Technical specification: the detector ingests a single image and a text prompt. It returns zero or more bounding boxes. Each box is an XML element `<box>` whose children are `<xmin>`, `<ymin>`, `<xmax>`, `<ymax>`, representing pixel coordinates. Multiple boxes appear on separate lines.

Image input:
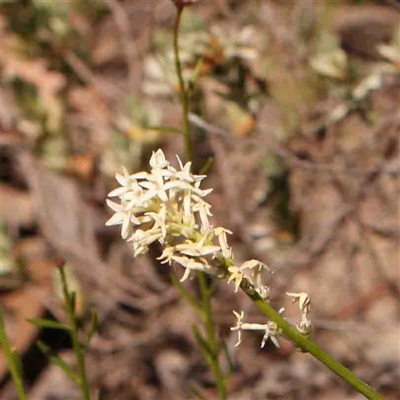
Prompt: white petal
<box><xmin>163</xmin><ymin>180</ymin><xmax>188</xmax><ymax>191</ymax></box>
<box><xmin>270</xmin><ymin>336</ymin><xmax>280</xmax><ymax>348</ymax></box>
<box><xmin>121</xmin><ymin>216</ymin><xmax>130</xmax><ymax>239</ymax></box>
<box><xmin>106</xmin><ymin>199</ymin><xmax>122</xmax><ymax>212</ymax></box>
<box><xmin>115</xmin><ymin>172</ymin><xmax>127</xmax><ymax>186</ymax></box>
<box><xmin>157</xmin><ymin>190</ymin><xmax>168</xmax><ymax>202</ymax></box>
<box><xmin>180</xmin><ymin>267</ymin><xmax>191</xmax><ymax>282</ymax></box>
<box><xmin>130</xmin><ymin>171</ymin><xmax>148</xmax><ymax>179</ymax></box>
<box><xmin>150</xmin><ymin>149</ymin><xmax>168</xmax><ymax>169</ymax></box>
<box><xmin>105</xmin><ymin>212</ymin><xmax>124</xmax><ymax>226</ymax></box>
<box><xmin>138</xmin><ymin>181</ymin><xmax>154</xmax><ymax>190</ymax></box>
<box><xmin>129</xmin><ymin>213</ymin><xmax>141</xmax><ymax>225</ymax></box>
<box><xmin>197</xmin><ymin>188</ymin><xmax>213</xmax><ymax>197</ymax></box>
<box><xmin>175</xmin><ymin>154</ymin><xmax>184</xmax><ymax>170</ymax></box>
<box><xmin>108</xmin><ymin>186</ymin><xmax>129</xmax><ymax>197</ymax></box>
<box><xmin>234</xmin><ymin>330</ymin><xmax>242</xmax><ymax>347</ymax></box>
<box><xmin>122</xmin><ymin>166</ymin><xmax>130</xmax><ymax>178</ymax></box>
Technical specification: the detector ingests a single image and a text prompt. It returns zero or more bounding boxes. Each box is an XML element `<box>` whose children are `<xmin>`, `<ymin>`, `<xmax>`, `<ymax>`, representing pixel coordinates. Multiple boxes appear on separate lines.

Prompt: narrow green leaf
<box><xmin>147</xmin><ymin>125</ymin><xmax>183</xmax><ymax>135</ymax></box>
<box><xmin>189</xmin><ymin>383</ymin><xmax>207</xmax><ymax>400</ymax></box>
<box><xmin>69</xmin><ymin>291</ymin><xmax>76</xmax><ymax>314</ymax></box>
<box><xmin>11</xmin><ymin>348</ymin><xmax>23</xmax><ymax>377</ymax></box>
<box><xmin>36</xmin><ymin>340</ymin><xmax>79</xmax><ymax>384</ymax></box>
<box><xmin>188</xmin><ymin>58</ymin><xmax>204</xmax><ymax>89</ymax></box>
<box><xmin>0</xmin><ymin>307</ymin><xmax>4</xmax><ymax>328</ymax></box>
<box><xmin>206</xmin><ymin>278</ymin><xmax>217</xmax><ymax>297</ymax></box>
<box><xmin>221</xmin><ymin>340</ymin><xmax>235</xmax><ymax>374</ymax></box>
<box><xmin>27</xmin><ymin>318</ymin><xmax>71</xmax><ymax>331</ymax></box>
<box><xmin>199</xmin><ymin>157</ymin><xmax>213</xmax><ymax>175</ymax></box>
<box><xmin>86</xmin><ymin>309</ymin><xmax>98</xmax><ymax>347</ymax></box>
<box><xmin>192</xmin><ymin>325</ymin><xmax>214</xmax><ymax>359</ymax></box>
<box><xmin>0</xmin><ymin>307</ymin><xmax>27</xmax><ymax>399</ymax></box>
<box><xmin>95</xmin><ymin>388</ymin><xmax>104</xmax><ymax>400</ymax></box>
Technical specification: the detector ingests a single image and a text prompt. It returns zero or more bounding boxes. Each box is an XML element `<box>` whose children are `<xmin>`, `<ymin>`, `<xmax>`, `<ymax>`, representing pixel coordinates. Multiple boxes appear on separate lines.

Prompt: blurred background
<box><xmin>0</xmin><ymin>0</ymin><xmax>399</xmax><ymax>399</ymax></box>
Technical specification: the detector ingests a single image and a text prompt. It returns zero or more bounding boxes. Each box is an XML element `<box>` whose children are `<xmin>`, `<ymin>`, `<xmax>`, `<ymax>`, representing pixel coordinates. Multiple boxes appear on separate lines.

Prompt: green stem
<box><xmin>243</xmin><ymin>287</ymin><xmax>383</xmax><ymax>400</ymax></box>
<box><xmin>59</xmin><ymin>266</ymin><xmax>91</xmax><ymax>400</ymax></box>
<box><xmin>173</xmin><ymin>5</ymin><xmax>193</xmax><ymax>162</ymax></box>
<box><xmin>198</xmin><ymin>273</ymin><xmax>227</xmax><ymax>400</ymax></box>
<box><xmin>172</xmin><ymin>6</ymin><xmax>226</xmax><ymax>396</ymax></box>
<box><xmin>0</xmin><ymin>308</ymin><xmax>27</xmax><ymax>400</ymax></box>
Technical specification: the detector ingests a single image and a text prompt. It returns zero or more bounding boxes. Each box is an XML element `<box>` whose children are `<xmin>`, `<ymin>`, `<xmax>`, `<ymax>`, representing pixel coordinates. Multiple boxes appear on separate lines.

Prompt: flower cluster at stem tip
<box><xmin>106</xmin><ymin>149</ymin><xmax>312</xmax><ymax>347</ymax></box>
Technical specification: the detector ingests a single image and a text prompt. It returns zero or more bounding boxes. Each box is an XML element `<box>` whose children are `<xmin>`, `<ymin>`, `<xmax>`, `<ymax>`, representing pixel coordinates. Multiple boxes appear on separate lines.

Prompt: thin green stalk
<box><xmin>172</xmin><ymin>6</ymin><xmax>226</xmax><ymax>397</ymax></box>
<box><xmin>243</xmin><ymin>287</ymin><xmax>383</xmax><ymax>400</ymax></box>
<box><xmin>59</xmin><ymin>266</ymin><xmax>91</xmax><ymax>400</ymax></box>
<box><xmin>173</xmin><ymin>5</ymin><xmax>193</xmax><ymax>162</ymax></box>
<box><xmin>0</xmin><ymin>308</ymin><xmax>27</xmax><ymax>400</ymax></box>
<box><xmin>198</xmin><ymin>273</ymin><xmax>227</xmax><ymax>400</ymax></box>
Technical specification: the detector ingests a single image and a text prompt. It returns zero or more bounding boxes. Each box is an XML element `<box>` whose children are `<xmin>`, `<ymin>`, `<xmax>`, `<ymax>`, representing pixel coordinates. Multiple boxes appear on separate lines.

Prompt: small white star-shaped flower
<box><xmin>260</xmin><ymin>321</ymin><xmax>281</xmax><ymax>349</ymax></box>
<box><xmin>227</xmin><ymin>266</ymin><xmax>244</xmax><ymax>292</ymax></box>
<box><xmin>230</xmin><ymin>310</ymin><xmax>245</xmax><ymax>346</ymax></box>
<box><xmin>171</xmin><ymin>255</ymin><xmax>209</xmax><ymax>282</ymax></box>
<box><xmin>128</xmin><ymin>228</ymin><xmax>163</xmax><ymax>256</ymax></box>
<box><xmin>286</xmin><ymin>292</ymin><xmax>311</xmax><ymax>315</ymax></box>
<box><xmin>149</xmin><ymin>149</ymin><xmax>169</xmax><ymax>169</ymax></box>
<box><xmin>214</xmin><ymin>227</ymin><xmax>233</xmax><ymax>259</ymax></box>
<box><xmin>175</xmin><ymin>235</ymin><xmax>220</xmax><ymax>258</ymax></box>
<box><xmin>105</xmin><ymin>199</ymin><xmax>139</xmax><ymax>239</ymax></box>
<box><xmin>231</xmin><ymin>310</ymin><xmax>283</xmax><ymax>349</ymax></box>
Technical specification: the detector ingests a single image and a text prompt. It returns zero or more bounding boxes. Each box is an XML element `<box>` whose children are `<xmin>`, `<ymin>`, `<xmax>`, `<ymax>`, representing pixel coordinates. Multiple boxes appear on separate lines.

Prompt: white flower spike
<box><xmin>106</xmin><ymin>149</ymin><xmax>311</xmax><ymax>352</ymax></box>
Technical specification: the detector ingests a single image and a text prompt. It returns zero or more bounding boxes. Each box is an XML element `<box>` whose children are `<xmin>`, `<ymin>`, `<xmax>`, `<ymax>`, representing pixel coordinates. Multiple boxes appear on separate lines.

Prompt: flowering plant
<box><xmin>106</xmin><ymin>149</ymin><xmax>311</xmax><ymax>348</ymax></box>
<box><xmin>104</xmin><ymin>147</ymin><xmax>382</xmax><ymax>400</ymax></box>
<box><xmin>102</xmin><ymin>3</ymin><xmax>384</xmax><ymax>398</ymax></box>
